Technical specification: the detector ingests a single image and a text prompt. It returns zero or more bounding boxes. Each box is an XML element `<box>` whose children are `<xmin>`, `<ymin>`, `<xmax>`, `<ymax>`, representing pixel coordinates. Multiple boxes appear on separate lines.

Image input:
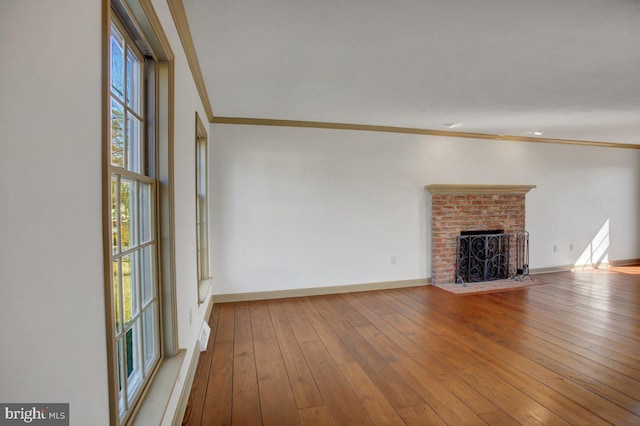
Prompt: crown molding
<box><xmin>212</xmin><ymin>117</ymin><xmax>640</xmax><ymax>150</ymax></box>
<box><xmin>424</xmin><ymin>184</ymin><xmax>537</xmax><ymax>195</ymax></box>
<box><xmin>166</xmin><ymin>1</ymin><xmax>639</xmax><ymax>151</ymax></box>
<box><xmin>166</xmin><ymin>0</ymin><xmax>214</xmax><ymax>121</ymax></box>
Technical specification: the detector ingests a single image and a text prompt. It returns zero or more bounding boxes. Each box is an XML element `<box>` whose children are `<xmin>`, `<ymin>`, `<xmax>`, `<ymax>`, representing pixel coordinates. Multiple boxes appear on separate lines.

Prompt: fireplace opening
<box><xmin>455</xmin><ymin>230</ymin><xmax>510</xmax><ymax>285</ymax></box>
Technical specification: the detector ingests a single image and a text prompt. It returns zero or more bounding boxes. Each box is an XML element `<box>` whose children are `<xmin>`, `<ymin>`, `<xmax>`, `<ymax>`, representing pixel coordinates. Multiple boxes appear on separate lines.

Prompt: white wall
<box><xmin>0</xmin><ymin>0</ymin><xmax>109</xmax><ymax>424</ymax></box>
<box><xmin>148</xmin><ymin>0</ymin><xmax>211</xmax><ymax>352</ymax></box>
<box><xmin>149</xmin><ymin>0</ymin><xmax>213</xmax><ymax>423</ymax></box>
<box><xmin>0</xmin><ymin>1</ymin><xmax>211</xmax><ymax>424</ymax></box>
<box><xmin>210</xmin><ymin>124</ymin><xmax>640</xmax><ymax>294</ymax></box>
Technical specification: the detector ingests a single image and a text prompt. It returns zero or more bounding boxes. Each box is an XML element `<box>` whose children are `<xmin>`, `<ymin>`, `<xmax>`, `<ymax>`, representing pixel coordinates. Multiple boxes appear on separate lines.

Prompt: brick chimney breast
<box><xmin>425</xmin><ymin>185</ymin><xmax>536</xmax><ymax>285</ymax></box>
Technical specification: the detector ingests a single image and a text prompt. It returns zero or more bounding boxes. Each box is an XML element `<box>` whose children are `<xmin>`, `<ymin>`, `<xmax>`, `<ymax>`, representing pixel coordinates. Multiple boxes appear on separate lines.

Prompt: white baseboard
<box><xmin>530</xmin><ymin>264</ymin><xmax>575</xmax><ymax>274</ymax></box>
<box><xmin>171</xmin><ymin>295</ymin><xmax>216</xmax><ymax>426</ymax></box>
<box><xmin>609</xmin><ymin>258</ymin><xmax>640</xmax><ymax>267</ymax></box>
<box><xmin>212</xmin><ymin>278</ymin><xmax>430</xmax><ymax>303</ymax></box>
<box><xmin>531</xmin><ymin>258</ymin><xmax>640</xmax><ymax>275</ymax></box>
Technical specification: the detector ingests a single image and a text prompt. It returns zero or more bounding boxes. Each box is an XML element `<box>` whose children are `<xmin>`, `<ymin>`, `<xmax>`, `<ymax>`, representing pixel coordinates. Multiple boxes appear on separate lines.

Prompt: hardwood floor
<box><xmin>182</xmin><ymin>267</ymin><xmax>640</xmax><ymax>425</ymax></box>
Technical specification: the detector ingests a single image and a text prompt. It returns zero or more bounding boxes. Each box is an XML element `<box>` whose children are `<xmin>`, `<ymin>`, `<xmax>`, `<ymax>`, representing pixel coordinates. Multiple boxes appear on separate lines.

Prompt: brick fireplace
<box><xmin>425</xmin><ymin>184</ymin><xmax>536</xmax><ymax>285</ymax></box>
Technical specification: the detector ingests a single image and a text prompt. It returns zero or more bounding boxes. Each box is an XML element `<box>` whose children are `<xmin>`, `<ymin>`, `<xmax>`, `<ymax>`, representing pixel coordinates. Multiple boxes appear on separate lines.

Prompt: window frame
<box><xmin>109</xmin><ymin>12</ymin><xmax>161</xmax><ymax>424</ymax></box>
<box><xmin>195</xmin><ymin>112</ymin><xmax>212</xmax><ymax>303</ymax></box>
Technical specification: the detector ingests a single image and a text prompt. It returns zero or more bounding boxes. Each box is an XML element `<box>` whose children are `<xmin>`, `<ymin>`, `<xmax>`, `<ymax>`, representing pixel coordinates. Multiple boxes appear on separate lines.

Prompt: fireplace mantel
<box><xmin>425</xmin><ymin>184</ymin><xmax>536</xmax><ymax>195</ymax></box>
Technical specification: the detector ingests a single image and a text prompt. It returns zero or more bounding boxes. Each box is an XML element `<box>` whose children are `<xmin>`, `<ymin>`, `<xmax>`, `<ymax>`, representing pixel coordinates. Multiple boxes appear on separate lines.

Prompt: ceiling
<box><xmin>182</xmin><ymin>0</ymin><xmax>640</xmax><ymax>145</ymax></box>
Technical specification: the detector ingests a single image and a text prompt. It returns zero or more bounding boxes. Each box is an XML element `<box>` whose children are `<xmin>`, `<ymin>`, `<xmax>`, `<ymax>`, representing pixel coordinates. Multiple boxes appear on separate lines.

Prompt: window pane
<box><xmin>110</xmin><ymin>29</ymin><xmax>125</xmax><ymax>100</ymax></box>
<box><xmin>113</xmin><ymin>259</ymin><xmax>121</xmax><ymax>334</ymax></box>
<box><xmin>120</xmin><ymin>179</ymin><xmax>137</xmax><ymax>251</ymax></box>
<box><xmin>125</xmin><ymin>326</ymin><xmax>138</xmax><ymax>379</ymax></box>
<box><xmin>140</xmin><ymin>183</ymin><xmax>152</xmax><ymax>243</ymax></box>
<box><xmin>122</xmin><ymin>254</ymin><xmax>133</xmax><ymax>324</ymax></box>
<box><xmin>132</xmin><ymin>251</ymin><xmax>140</xmax><ymax>319</ymax></box>
<box><xmin>116</xmin><ymin>337</ymin><xmax>126</xmax><ymax>416</ymax></box>
<box><xmin>111</xmin><ymin>175</ymin><xmax>119</xmax><ymax>254</ymax></box>
<box><xmin>142</xmin><ymin>307</ymin><xmax>158</xmax><ymax>372</ymax></box>
<box><xmin>116</xmin><ymin>338</ymin><xmax>123</xmax><ymax>392</ymax></box>
<box><xmin>140</xmin><ymin>246</ymin><xmax>154</xmax><ymax>305</ymax></box>
<box><xmin>111</xmin><ymin>99</ymin><xmax>125</xmax><ymax>168</ymax></box>
<box><xmin>195</xmin><ymin>135</ymin><xmax>209</xmax><ymax>283</ymax></box>
<box><xmin>197</xmin><ymin>140</ymin><xmax>207</xmax><ymax>195</ymax></box>
<box><xmin>126</xmin><ymin>322</ymin><xmax>142</xmax><ymax>404</ymax></box>
<box><xmin>127</xmin><ymin>113</ymin><xmax>142</xmax><ymax>173</ymax></box>
<box><xmin>126</xmin><ymin>48</ymin><xmax>141</xmax><ymax>113</ymax></box>
<box><xmin>196</xmin><ymin>214</ymin><xmax>201</xmax><ymax>272</ymax></box>
<box><xmin>198</xmin><ymin>195</ymin><xmax>208</xmax><ymax>280</ymax></box>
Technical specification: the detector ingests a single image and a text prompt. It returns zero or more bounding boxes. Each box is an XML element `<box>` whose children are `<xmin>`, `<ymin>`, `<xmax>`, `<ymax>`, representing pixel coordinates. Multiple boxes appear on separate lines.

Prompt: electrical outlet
<box><xmin>390</xmin><ymin>256</ymin><xmax>397</xmax><ymax>264</ymax></box>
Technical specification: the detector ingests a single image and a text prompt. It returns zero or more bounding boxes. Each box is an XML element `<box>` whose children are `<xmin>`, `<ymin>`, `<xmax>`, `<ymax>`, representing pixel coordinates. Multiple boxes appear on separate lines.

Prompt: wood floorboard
<box><xmin>249</xmin><ymin>301</ymin><xmax>301</xmax><ymax>426</ymax></box>
<box><xmin>404</xmin><ymin>284</ymin><xmax>633</xmax><ymax>424</ymax></box>
<box><xmin>317</xmin><ymin>296</ymin><xmax>478</xmax><ymax>424</ymax></box>
<box><xmin>298</xmin><ymin>405</ymin><xmax>335</xmax><ymax>426</ymax></box>
<box><xmin>454</xmin><ymin>296</ymin><xmax>640</xmax><ymax>415</ymax></box>
<box><xmin>485</xmin><ymin>292</ymin><xmax>640</xmax><ymax>369</ymax></box>
<box><xmin>485</xmin><ymin>295</ymin><xmax>640</xmax><ymax>379</ymax></box>
<box><xmin>477</xmin><ymin>289</ymin><xmax>639</xmax><ymax>349</ymax></box>
<box><xmin>343</xmin><ymin>292</ymin><xmax>499</xmax><ymax>416</ymax></box>
<box><xmin>310</xmin><ymin>296</ymin><xmax>425</xmax><ymax>409</ymax></box>
<box><xmin>183</xmin><ymin>267</ymin><xmax>640</xmax><ymax>425</ymax></box>
<box><xmin>379</xmin><ymin>290</ymin><xmax>574</xmax><ymax>425</ymax></box>
<box><xmin>396</xmin><ymin>292</ymin><xmax>636</xmax><ymax>424</ymax></box>
<box><xmin>231</xmin><ymin>302</ymin><xmax>262</xmax><ymax>426</ymax></box>
<box><xmin>266</xmin><ymin>300</ymin><xmax>324</xmax><ymax>409</ymax></box>
<box><xmin>488</xmin><ymin>298</ymin><xmax>640</xmax><ymax>372</ymax></box>
<box><xmin>458</xmin><ymin>290</ymin><xmax>640</xmax><ymax>385</ymax></box>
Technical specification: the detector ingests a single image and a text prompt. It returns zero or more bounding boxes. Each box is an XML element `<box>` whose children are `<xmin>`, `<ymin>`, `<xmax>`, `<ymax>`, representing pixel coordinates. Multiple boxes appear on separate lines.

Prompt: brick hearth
<box><xmin>425</xmin><ymin>185</ymin><xmax>536</xmax><ymax>285</ymax></box>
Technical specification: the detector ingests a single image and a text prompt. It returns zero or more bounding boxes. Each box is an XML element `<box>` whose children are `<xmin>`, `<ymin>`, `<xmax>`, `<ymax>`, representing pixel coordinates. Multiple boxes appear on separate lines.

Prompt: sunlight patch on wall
<box><xmin>574</xmin><ymin>219</ymin><xmax>610</xmax><ymax>269</ymax></box>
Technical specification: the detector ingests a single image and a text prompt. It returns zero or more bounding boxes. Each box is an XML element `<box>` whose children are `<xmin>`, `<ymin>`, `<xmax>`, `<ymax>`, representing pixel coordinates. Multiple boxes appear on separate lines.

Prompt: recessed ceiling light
<box><xmin>533</xmin><ymin>131</ymin><xmax>543</xmax><ymax>136</ymax></box>
<box><xmin>444</xmin><ymin>122</ymin><xmax>456</xmax><ymax>129</ymax></box>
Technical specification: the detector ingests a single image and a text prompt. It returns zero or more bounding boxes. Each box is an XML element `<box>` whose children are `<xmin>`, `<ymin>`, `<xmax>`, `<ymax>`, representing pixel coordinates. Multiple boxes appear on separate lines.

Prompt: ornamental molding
<box><xmin>425</xmin><ymin>184</ymin><xmax>536</xmax><ymax>195</ymax></box>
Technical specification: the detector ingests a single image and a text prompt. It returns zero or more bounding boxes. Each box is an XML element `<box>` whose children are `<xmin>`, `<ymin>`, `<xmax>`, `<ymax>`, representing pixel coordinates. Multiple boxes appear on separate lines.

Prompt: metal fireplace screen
<box><xmin>455</xmin><ymin>231</ymin><xmax>510</xmax><ymax>284</ymax></box>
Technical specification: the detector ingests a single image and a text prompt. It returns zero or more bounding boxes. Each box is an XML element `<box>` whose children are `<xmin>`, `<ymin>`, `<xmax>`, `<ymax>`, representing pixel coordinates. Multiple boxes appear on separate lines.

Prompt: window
<box><xmin>104</xmin><ymin>2</ymin><xmax>177</xmax><ymax>424</ymax></box>
<box><xmin>108</xmin><ymin>13</ymin><xmax>160</xmax><ymax>425</ymax></box>
<box><xmin>195</xmin><ymin>113</ymin><xmax>211</xmax><ymax>302</ymax></box>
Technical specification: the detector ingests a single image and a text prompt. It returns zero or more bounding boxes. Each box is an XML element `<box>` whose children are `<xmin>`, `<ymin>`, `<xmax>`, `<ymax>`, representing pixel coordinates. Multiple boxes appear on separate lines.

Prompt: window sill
<box><xmin>130</xmin><ymin>350</ymin><xmax>185</xmax><ymax>426</ymax></box>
